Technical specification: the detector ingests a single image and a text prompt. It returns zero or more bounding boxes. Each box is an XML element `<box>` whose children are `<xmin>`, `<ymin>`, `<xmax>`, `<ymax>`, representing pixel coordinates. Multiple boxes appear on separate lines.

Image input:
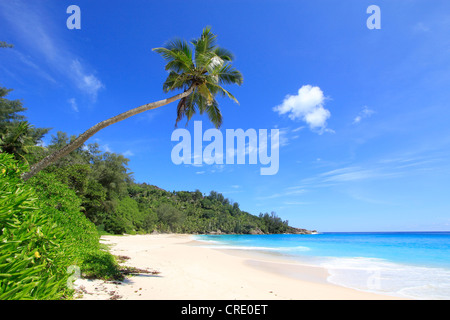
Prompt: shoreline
<box><xmin>74</xmin><ymin>234</ymin><xmax>404</xmax><ymax>300</ymax></box>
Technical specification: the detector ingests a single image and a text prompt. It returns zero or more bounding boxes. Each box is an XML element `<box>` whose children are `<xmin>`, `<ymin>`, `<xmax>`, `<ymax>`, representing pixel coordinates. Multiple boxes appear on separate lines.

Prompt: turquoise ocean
<box><xmin>194</xmin><ymin>232</ymin><xmax>450</xmax><ymax>300</ymax></box>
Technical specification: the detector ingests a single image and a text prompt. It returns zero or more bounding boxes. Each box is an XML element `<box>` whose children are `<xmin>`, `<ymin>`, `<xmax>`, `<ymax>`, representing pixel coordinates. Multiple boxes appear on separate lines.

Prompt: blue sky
<box><xmin>1</xmin><ymin>0</ymin><xmax>450</xmax><ymax>231</ymax></box>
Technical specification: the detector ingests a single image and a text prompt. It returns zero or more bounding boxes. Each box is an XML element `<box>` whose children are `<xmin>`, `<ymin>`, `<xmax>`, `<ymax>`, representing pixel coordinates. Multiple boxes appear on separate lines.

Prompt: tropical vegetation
<box><xmin>22</xmin><ymin>26</ymin><xmax>243</xmax><ymax>181</ymax></box>
<box><xmin>0</xmin><ymin>28</ymin><xmax>310</xmax><ymax>300</ymax></box>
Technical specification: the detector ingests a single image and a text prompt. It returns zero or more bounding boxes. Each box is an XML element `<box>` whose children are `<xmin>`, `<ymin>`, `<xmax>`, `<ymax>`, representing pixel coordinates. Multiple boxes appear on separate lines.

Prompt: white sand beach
<box><xmin>74</xmin><ymin>234</ymin><xmax>402</xmax><ymax>300</ymax></box>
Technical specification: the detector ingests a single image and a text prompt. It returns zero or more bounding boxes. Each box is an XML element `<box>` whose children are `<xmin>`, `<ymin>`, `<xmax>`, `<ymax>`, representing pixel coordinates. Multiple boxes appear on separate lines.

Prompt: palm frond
<box><xmin>214</xmin><ymin>47</ymin><xmax>235</xmax><ymax>61</ymax></box>
<box><xmin>194</xmin><ymin>50</ymin><xmax>218</xmax><ymax>72</ymax></box>
<box><xmin>196</xmin><ymin>83</ymin><xmax>214</xmax><ymax>105</ymax></box>
<box><xmin>206</xmin><ymin>82</ymin><xmax>240</xmax><ymax>105</ymax></box>
<box><xmin>175</xmin><ymin>97</ymin><xmax>187</xmax><ymax>127</ymax></box>
<box><xmin>162</xmin><ymin>71</ymin><xmax>191</xmax><ymax>93</ymax></box>
<box><xmin>214</xmin><ymin>64</ymin><xmax>243</xmax><ymax>86</ymax></box>
<box><xmin>152</xmin><ymin>46</ymin><xmax>193</xmax><ymax>74</ymax></box>
<box><xmin>205</xmin><ymin>99</ymin><xmax>223</xmax><ymax>128</ymax></box>
<box><xmin>165</xmin><ymin>38</ymin><xmax>193</xmax><ymax>60</ymax></box>
<box><xmin>175</xmin><ymin>90</ymin><xmax>199</xmax><ymax>127</ymax></box>
<box><xmin>192</xmin><ymin>26</ymin><xmax>217</xmax><ymax>60</ymax></box>
<box><xmin>153</xmin><ymin>26</ymin><xmax>243</xmax><ymax>129</ymax></box>
<box><xmin>184</xmin><ymin>92</ymin><xmax>199</xmax><ymax>126</ymax></box>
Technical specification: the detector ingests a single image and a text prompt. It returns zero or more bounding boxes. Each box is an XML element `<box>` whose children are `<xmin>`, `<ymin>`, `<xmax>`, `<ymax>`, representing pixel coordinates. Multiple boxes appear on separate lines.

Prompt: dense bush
<box><xmin>0</xmin><ymin>153</ymin><xmax>121</xmax><ymax>299</ymax></box>
<box><xmin>0</xmin><ymin>153</ymin><xmax>69</xmax><ymax>299</ymax></box>
<box><xmin>28</xmin><ymin>131</ymin><xmax>295</xmax><ymax>236</ymax></box>
<box><xmin>0</xmin><ymin>80</ymin><xmax>303</xmax><ymax>300</ymax></box>
<box><xmin>156</xmin><ymin>203</ymin><xmax>185</xmax><ymax>232</ymax></box>
<box><xmin>80</xmin><ymin>250</ymin><xmax>123</xmax><ymax>281</ymax></box>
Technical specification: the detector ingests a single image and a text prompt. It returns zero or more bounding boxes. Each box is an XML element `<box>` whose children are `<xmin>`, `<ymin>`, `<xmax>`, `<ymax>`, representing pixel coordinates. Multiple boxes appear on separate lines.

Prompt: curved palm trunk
<box><xmin>22</xmin><ymin>87</ymin><xmax>195</xmax><ymax>181</ymax></box>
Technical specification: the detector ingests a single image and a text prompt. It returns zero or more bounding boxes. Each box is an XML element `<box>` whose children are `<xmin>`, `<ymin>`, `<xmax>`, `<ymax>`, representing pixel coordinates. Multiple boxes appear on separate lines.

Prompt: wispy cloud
<box><xmin>413</xmin><ymin>22</ymin><xmax>431</xmax><ymax>33</ymax></box>
<box><xmin>68</xmin><ymin>98</ymin><xmax>78</xmax><ymax>112</ymax></box>
<box><xmin>353</xmin><ymin>106</ymin><xmax>375</xmax><ymax>124</ymax></box>
<box><xmin>136</xmin><ymin>109</ymin><xmax>161</xmax><ymax>123</ymax></box>
<box><xmin>295</xmin><ymin>153</ymin><xmax>448</xmax><ymax>192</ymax></box>
<box><xmin>14</xmin><ymin>50</ymin><xmax>57</xmax><ymax>83</ymax></box>
<box><xmin>101</xmin><ymin>144</ymin><xmax>113</xmax><ymax>153</ymax></box>
<box><xmin>344</xmin><ymin>188</ymin><xmax>394</xmax><ymax>205</ymax></box>
<box><xmin>257</xmin><ymin>187</ymin><xmax>306</xmax><ymax>200</ymax></box>
<box><xmin>292</xmin><ymin>126</ymin><xmax>305</xmax><ymax>133</ymax></box>
<box><xmin>222</xmin><ymin>189</ymin><xmax>243</xmax><ymax>196</ymax></box>
<box><xmin>282</xmin><ymin>201</ymin><xmax>310</xmax><ymax>206</ymax></box>
<box><xmin>273</xmin><ymin>85</ymin><xmax>332</xmax><ymax>134</ymax></box>
<box><xmin>70</xmin><ymin>60</ymin><xmax>104</xmax><ymax>102</ymax></box>
<box><xmin>378</xmin><ymin>155</ymin><xmax>446</xmax><ymax>171</ymax></box>
<box><xmin>319</xmin><ymin>166</ymin><xmax>392</xmax><ymax>182</ymax></box>
<box><xmin>0</xmin><ymin>1</ymin><xmax>104</xmax><ymax>102</ymax></box>
<box><xmin>193</xmin><ymin>164</ymin><xmax>228</xmax><ymax>175</ymax></box>
<box><xmin>122</xmin><ymin>150</ymin><xmax>134</xmax><ymax>157</ymax></box>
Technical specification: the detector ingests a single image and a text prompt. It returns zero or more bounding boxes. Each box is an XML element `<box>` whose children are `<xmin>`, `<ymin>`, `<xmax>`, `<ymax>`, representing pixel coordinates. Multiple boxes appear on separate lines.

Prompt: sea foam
<box><xmin>320</xmin><ymin>257</ymin><xmax>450</xmax><ymax>300</ymax></box>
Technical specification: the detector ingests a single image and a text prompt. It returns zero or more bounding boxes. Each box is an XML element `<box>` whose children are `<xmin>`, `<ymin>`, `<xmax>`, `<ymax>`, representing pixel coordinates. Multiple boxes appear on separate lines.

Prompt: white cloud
<box><xmin>102</xmin><ymin>144</ymin><xmax>112</xmax><ymax>153</ymax></box>
<box><xmin>257</xmin><ymin>187</ymin><xmax>307</xmax><ymax>200</ymax></box>
<box><xmin>70</xmin><ymin>60</ymin><xmax>104</xmax><ymax>102</ymax></box>
<box><xmin>302</xmin><ymin>160</ymin><xmax>422</xmax><ymax>187</ymax></box>
<box><xmin>322</xmin><ymin>168</ymin><xmax>379</xmax><ymax>182</ymax></box>
<box><xmin>353</xmin><ymin>116</ymin><xmax>362</xmax><ymax>124</ymax></box>
<box><xmin>316</xmin><ymin>165</ymin><xmax>404</xmax><ymax>183</ymax></box>
<box><xmin>353</xmin><ymin>106</ymin><xmax>375</xmax><ymax>124</ymax></box>
<box><xmin>292</xmin><ymin>126</ymin><xmax>305</xmax><ymax>132</ymax></box>
<box><xmin>12</xmin><ymin>50</ymin><xmax>57</xmax><ymax>83</ymax></box>
<box><xmin>273</xmin><ymin>85</ymin><xmax>331</xmax><ymax>133</ymax></box>
<box><xmin>68</xmin><ymin>98</ymin><xmax>78</xmax><ymax>112</ymax></box>
<box><xmin>278</xmin><ymin>128</ymin><xmax>290</xmax><ymax>147</ymax></box>
<box><xmin>122</xmin><ymin>150</ymin><xmax>134</xmax><ymax>157</ymax></box>
<box><xmin>413</xmin><ymin>22</ymin><xmax>430</xmax><ymax>33</ymax></box>
<box><xmin>0</xmin><ymin>1</ymin><xmax>104</xmax><ymax>102</ymax></box>
<box><xmin>282</xmin><ymin>201</ymin><xmax>310</xmax><ymax>206</ymax></box>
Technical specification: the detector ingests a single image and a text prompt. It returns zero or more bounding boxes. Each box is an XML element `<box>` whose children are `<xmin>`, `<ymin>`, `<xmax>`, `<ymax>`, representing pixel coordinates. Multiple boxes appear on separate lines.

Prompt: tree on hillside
<box><xmin>0</xmin><ymin>41</ymin><xmax>13</xmax><ymax>48</ymax></box>
<box><xmin>21</xmin><ymin>26</ymin><xmax>243</xmax><ymax>181</ymax></box>
<box><xmin>156</xmin><ymin>203</ymin><xmax>185</xmax><ymax>232</ymax></box>
<box><xmin>0</xmin><ymin>87</ymin><xmax>49</xmax><ymax>163</ymax></box>
<box><xmin>0</xmin><ymin>43</ymin><xmax>49</xmax><ymax>163</ymax></box>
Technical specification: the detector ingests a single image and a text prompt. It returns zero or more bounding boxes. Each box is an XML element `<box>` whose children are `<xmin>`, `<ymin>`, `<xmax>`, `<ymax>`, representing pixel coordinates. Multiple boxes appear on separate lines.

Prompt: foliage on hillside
<box><xmin>1</xmin><ymin>85</ymin><xmax>308</xmax><ymax>238</ymax></box>
<box><xmin>28</xmin><ymin>130</ymin><xmax>302</xmax><ymax>235</ymax></box>
<box><xmin>0</xmin><ymin>84</ymin><xmax>311</xmax><ymax>299</ymax></box>
<box><xmin>30</xmin><ymin>133</ymin><xmax>303</xmax><ymax>235</ymax></box>
<box><xmin>0</xmin><ymin>153</ymin><xmax>122</xmax><ymax>300</ymax></box>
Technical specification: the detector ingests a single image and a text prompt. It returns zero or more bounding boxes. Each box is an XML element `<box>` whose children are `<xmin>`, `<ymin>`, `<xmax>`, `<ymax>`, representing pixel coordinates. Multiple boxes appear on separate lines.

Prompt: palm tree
<box><xmin>0</xmin><ymin>122</ymin><xmax>45</xmax><ymax>164</ymax></box>
<box><xmin>21</xmin><ymin>26</ymin><xmax>243</xmax><ymax>181</ymax></box>
<box><xmin>0</xmin><ymin>85</ymin><xmax>50</xmax><ymax>165</ymax></box>
<box><xmin>154</xmin><ymin>26</ymin><xmax>243</xmax><ymax>128</ymax></box>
